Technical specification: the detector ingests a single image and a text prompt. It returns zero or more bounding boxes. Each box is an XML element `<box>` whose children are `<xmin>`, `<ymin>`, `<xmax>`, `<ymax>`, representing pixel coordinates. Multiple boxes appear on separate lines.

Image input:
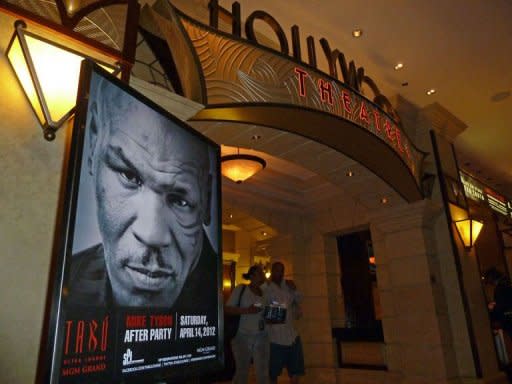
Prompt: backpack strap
<box><xmin>237</xmin><ymin>285</ymin><xmax>247</xmax><ymax>307</ymax></box>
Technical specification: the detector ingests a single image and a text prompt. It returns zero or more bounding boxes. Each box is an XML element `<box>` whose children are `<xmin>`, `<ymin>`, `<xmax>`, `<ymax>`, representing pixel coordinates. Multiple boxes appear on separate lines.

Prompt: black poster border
<box><xmin>36</xmin><ymin>60</ymin><xmax>224</xmax><ymax>384</ymax></box>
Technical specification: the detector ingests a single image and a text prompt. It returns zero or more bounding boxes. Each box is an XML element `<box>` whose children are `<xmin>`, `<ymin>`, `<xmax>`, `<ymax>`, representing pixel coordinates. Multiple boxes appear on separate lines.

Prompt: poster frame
<box><xmin>36</xmin><ymin>60</ymin><xmax>224</xmax><ymax>384</ymax></box>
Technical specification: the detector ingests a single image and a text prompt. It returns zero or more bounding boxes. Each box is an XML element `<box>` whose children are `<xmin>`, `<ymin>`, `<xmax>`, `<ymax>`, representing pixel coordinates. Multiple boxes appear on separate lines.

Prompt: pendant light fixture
<box><xmin>221</xmin><ymin>148</ymin><xmax>266</xmax><ymax>183</ymax></box>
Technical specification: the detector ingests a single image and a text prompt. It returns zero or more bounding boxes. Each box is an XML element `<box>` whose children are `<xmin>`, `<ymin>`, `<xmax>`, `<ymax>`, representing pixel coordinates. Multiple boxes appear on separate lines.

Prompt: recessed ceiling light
<box><xmin>229</xmin><ymin>213</ymin><xmax>233</xmax><ymax>219</ymax></box>
<box><xmin>394</xmin><ymin>63</ymin><xmax>404</xmax><ymax>70</ymax></box>
<box><xmin>346</xmin><ymin>170</ymin><xmax>354</xmax><ymax>177</ymax></box>
<box><xmin>380</xmin><ymin>197</ymin><xmax>388</xmax><ymax>204</ymax></box>
<box><xmin>352</xmin><ymin>28</ymin><xmax>363</xmax><ymax>38</ymax></box>
<box><xmin>426</xmin><ymin>88</ymin><xmax>436</xmax><ymax>96</ymax></box>
<box><xmin>252</xmin><ymin>134</ymin><xmax>261</xmax><ymax>140</ymax></box>
<box><xmin>262</xmin><ymin>231</ymin><xmax>268</xmax><ymax>236</ymax></box>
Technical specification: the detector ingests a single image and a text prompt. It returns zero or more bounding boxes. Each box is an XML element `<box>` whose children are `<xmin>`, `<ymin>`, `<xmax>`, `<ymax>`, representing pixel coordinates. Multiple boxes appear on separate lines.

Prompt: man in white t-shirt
<box><xmin>265</xmin><ymin>262</ymin><xmax>305</xmax><ymax>384</ymax></box>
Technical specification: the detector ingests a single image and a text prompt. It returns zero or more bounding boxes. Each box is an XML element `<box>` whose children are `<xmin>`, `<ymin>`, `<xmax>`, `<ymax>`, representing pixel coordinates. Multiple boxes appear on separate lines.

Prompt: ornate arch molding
<box><xmin>141</xmin><ymin>1</ymin><xmax>427</xmax><ymax>202</ymax></box>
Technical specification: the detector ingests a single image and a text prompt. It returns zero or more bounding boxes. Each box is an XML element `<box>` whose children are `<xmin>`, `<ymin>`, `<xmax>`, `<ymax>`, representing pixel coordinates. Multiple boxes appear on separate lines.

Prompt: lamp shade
<box><xmin>221</xmin><ymin>154</ymin><xmax>266</xmax><ymax>183</ymax></box>
<box><xmin>6</xmin><ymin>20</ymin><xmax>118</xmax><ymax>140</ymax></box>
<box><xmin>455</xmin><ymin>218</ymin><xmax>483</xmax><ymax>249</ymax></box>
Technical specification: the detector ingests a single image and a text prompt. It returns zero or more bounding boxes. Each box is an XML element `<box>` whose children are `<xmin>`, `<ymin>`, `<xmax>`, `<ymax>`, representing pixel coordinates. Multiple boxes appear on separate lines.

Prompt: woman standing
<box><xmin>225</xmin><ymin>265</ymin><xmax>269</xmax><ymax>384</ymax></box>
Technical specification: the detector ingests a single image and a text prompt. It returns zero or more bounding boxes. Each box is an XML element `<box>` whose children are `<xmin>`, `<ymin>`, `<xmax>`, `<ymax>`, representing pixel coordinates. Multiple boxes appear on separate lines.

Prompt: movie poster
<box><xmin>40</xmin><ymin>61</ymin><xmax>222</xmax><ymax>383</ymax></box>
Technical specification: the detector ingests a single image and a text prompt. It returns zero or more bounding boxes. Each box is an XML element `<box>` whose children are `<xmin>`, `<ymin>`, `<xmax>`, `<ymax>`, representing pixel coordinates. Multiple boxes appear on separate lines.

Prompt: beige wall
<box><xmin>0</xmin><ymin>12</ymin><xmax>67</xmax><ymax>383</ymax></box>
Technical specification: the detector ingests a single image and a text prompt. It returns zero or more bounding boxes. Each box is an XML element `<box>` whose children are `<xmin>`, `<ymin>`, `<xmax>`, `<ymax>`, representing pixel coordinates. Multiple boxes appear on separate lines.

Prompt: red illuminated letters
<box><xmin>294</xmin><ymin>67</ymin><xmax>308</xmax><ymax>97</ymax></box>
<box><xmin>395</xmin><ymin>128</ymin><xmax>404</xmax><ymax>153</ymax></box>
<box><xmin>318</xmin><ymin>79</ymin><xmax>333</xmax><ymax>105</ymax></box>
<box><xmin>341</xmin><ymin>91</ymin><xmax>352</xmax><ymax>113</ymax></box>
<box><xmin>208</xmin><ymin>0</ymin><xmax>401</xmax><ymax>125</ymax></box>
<box><xmin>359</xmin><ymin>102</ymin><xmax>369</xmax><ymax>124</ymax></box>
<box><xmin>384</xmin><ymin>120</ymin><xmax>395</xmax><ymax>144</ymax></box>
<box><xmin>373</xmin><ymin>111</ymin><xmax>381</xmax><ymax>132</ymax></box>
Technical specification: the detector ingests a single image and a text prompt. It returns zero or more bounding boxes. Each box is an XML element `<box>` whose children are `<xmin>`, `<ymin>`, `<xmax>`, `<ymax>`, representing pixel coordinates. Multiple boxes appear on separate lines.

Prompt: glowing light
<box><xmin>6</xmin><ymin>20</ymin><xmax>119</xmax><ymax>140</ymax></box>
<box><xmin>352</xmin><ymin>28</ymin><xmax>363</xmax><ymax>38</ymax></box>
<box><xmin>28</xmin><ymin>35</ymin><xmax>83</xmax><ymax>123</ymax></box>
<box><xmin>221</xmin><ymin>154</ymin><xmax>266</xmax><ymax>183</ymax></box>
<box><xmin>455</xmin><ymin>219</ymin><xmax>483</xmax><ymax>249</ymax></box>
<box><xmin>7</xmin><ymin>36</ymin><xmax>45</xmax><ymax>123</ymax></box>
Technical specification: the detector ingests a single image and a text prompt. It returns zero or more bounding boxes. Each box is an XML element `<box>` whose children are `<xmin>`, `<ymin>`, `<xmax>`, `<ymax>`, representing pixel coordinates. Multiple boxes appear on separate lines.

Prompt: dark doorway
<box><xmin>337</xmin><ymin>230</ymin><xmax>382</xmax><ymax>334</ymax></box>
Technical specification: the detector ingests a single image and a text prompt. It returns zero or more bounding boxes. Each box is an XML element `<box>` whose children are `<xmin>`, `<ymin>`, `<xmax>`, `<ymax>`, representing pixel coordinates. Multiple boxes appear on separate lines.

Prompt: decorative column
<box><xmin>291</xmin><ymin>230</ymin><xmax>338</xmax><ymax>384</ymax></box>
<box><xmin>370</xmin><ymin>199</ymin><xmax>475</xmax><ymax>383</ymax></box>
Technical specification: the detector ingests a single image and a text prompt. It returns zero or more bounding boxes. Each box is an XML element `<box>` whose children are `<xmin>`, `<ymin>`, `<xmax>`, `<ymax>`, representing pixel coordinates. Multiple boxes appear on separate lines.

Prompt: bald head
<box><xmin>84</xmin><ymin>75</ymin><xmax>213</xmax><ymax>307</ymax></box>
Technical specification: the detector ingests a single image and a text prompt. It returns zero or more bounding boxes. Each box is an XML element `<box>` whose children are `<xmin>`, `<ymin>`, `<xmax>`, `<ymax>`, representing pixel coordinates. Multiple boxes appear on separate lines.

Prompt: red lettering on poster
<box><xmin>62</xmin><ymin>367</ymin><xmax>81</xmax><ymax>376</ymax></box>
<box><xmin>63</xmin><ymin>317</ymin><xmax>109</xmax><ymax>355</ymax></box>
<box><xmin>126</xmin><ymin>315</ymin><xmax>147</xmax><ymax>328</ymax></box>
<box><xmin>88</xmin><ymin>320</ymin><xmax>98</xmax><ymax>352</ymax></box>
<box><xmin>64</xmin><ymin>321</ymin><xmax>73</xmax><ymax>355</ymax></box>
<box><xmin>76</xmin><ymin>321</ymin><xmax>84</xmax><ymax>354</ymax></box>
<box><xmin>101</xmin><ymin>316</ymin><xmax>108</xmax><ymax>351</ymax></box>
<box><xmin>150</xmin><ymin>314</ymin><xmax>173</xmax><ymax>327</ymax></box>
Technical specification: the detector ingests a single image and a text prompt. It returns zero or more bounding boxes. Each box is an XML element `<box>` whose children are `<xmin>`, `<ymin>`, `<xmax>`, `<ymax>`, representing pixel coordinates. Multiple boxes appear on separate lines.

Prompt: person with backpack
<box><xmin>225</xmin><ymin>265</ymin><xmax>268</xmax><ymax>384</ymax></box>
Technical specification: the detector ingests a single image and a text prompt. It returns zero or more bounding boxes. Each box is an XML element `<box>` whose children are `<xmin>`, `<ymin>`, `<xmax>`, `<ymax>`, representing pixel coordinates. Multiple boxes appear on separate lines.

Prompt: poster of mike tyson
<box><xmin>37</xmin><ymin>61</ymin><xmax>223</xmax><ymax>383</ymax></box>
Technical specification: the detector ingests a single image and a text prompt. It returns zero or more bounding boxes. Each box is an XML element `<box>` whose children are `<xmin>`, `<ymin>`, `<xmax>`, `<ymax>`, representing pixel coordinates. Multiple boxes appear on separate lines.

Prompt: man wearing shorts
<box><xmin>265</xmin><ymin>262</ymin><xmax>305</xmax><ymax>383</ymax></box>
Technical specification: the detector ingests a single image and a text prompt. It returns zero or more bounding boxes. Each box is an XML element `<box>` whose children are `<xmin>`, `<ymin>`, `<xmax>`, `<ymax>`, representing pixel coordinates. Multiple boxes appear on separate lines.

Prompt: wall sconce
<box><xmin>6</xmin><ymin>20</ymin><xmax>119</xmax><ymax>141</ymax></box>
<box><xmin>455</xmin><ymin>218</ymin><xmax>483</xmax><ymax>249</ymax></box>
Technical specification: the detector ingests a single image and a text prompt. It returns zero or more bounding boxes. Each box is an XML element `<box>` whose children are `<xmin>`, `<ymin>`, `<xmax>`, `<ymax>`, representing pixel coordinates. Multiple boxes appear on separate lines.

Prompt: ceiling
<box><xmin>190</xmin><ymin>121</ymin><xmax>400</xmax><ymax>235</ymax></box>
<box><xmin>167</xmin><ymin>0</ymin><xmax>512</xmax><ymax>196</ymax></box>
